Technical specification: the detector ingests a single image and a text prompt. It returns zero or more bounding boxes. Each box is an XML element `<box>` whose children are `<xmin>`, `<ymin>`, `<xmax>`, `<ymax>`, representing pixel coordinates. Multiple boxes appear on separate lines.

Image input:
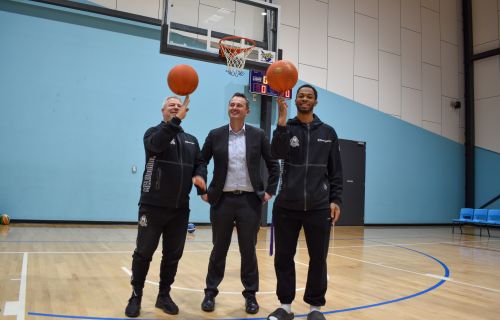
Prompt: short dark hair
<box><xmin>296</xmin><ymin>84</ymin><xmax>318</xmax><ymax>100</ymax></box>
<box><xmin>230</xmin><ymin>92</ymin><xmax>249</xmax><ymax>108</ymax></box>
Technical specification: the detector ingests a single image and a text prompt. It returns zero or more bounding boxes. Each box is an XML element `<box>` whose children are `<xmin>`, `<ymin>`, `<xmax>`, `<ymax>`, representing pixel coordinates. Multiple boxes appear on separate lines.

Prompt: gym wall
<box><xmin>0</xmin><ymin>0</ymin><xmax>473</xmax><ymax>223</ymax></box>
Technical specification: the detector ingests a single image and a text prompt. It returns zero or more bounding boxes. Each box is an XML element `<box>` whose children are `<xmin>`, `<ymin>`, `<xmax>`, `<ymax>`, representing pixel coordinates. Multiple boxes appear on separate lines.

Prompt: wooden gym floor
<box><xmin>0</xmin><ymin>224</ymin><xmax>499</xmax><ymax>319</ymax></box>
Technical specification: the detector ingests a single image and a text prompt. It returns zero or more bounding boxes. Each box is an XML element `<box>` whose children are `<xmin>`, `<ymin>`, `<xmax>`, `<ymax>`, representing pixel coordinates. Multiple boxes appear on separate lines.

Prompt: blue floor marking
<box><xmin>27</xmin><ymin>242</ymin><xmax>450</xmax><ymax>319</ymax></box>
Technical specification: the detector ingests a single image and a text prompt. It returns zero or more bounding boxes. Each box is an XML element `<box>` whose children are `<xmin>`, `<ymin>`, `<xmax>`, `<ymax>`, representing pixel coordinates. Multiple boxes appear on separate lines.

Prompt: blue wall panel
<box><xmin>308</xmin><ymin>91</ymin><xmax>464</xmax><ymax>223</ymax></box>
<box><xmin>0</xmin><ymin>0</ymin><xmax>242</xmax><ymax>222</ymax></box>
<box><xmin>1</xmin><ymin>0</ymin><xmax>466</xmax><ymax>223</ymax></box>
<box><xmin>475</xmin><ymin>147</ymin><xmax>500</xmax><ymax>208</ymax></box>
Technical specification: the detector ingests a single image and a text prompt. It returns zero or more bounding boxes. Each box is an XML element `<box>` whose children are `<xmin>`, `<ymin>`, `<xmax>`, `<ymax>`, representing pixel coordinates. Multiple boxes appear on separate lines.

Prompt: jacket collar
<box><xmin>228</xmin><ymin>123</ymin><xmax>246</xmax><ymax>134</ymax></box>
<box><xmin>287</xmin><ymin>114</ymin><xmax>323</xmax><ymax>128</ymax></box>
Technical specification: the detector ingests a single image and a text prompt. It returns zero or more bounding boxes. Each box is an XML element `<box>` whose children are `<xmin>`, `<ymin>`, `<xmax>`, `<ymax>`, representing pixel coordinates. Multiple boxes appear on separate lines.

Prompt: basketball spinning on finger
<box><xmin>167</xmin><ymin>64</ymin><xmax>199</xmax><ymax>96</ymax></box>
<box><xmin>265</xmin><ymin>60</ymin><xmax>299</xmax><ymax>95</ymax></box>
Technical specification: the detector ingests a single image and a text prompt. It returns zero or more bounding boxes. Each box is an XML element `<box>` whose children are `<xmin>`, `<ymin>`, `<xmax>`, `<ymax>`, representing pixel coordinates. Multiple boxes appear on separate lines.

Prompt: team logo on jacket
<box><xmin>290</xmin><ymin>136</ymin><xmax>300</xmax><ymax>147</ymax></box>
<box><xmin>170</xmin><ymin>139</ymin><xmax>176</xmax><ymax>145</ymax></box>
<box><xmin>139</xmin><ymin>214</ymin><xmax>148</xmax><ymax>227</ymax></box>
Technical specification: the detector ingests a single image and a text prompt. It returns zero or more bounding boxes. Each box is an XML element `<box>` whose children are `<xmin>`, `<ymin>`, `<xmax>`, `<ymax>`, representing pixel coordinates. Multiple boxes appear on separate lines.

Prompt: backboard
<box><xmin>160</xmin><ymin>0</ymin><xmax>281</xmax><ymax>72</ymax></box>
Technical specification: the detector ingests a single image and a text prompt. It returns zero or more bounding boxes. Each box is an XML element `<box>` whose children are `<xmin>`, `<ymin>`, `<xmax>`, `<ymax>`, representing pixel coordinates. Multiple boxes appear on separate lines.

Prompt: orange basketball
<box><xmin>167</xmin><ymin>64</ymin><xmax>199</xmax><ymax>96</ymax></box>
<box><xmin>266</xmin><ymin>60</ymin><xmax>298</xmax><ymax>93</ymax></box>
<box><xmin>1</xmin><ymin>214</ymin><xmax>10</xmax><ymax>225</ymax></box>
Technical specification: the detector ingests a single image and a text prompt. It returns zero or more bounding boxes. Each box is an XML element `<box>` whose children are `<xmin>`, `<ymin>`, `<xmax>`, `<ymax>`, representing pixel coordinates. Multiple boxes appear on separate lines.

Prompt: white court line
<box><xmin>120</xmin><ymin>266</ymin><xmax>304</xmax><ymax>295</ymax></box>
<box><xmin>3</xmin><ymin>301</ymin><xmax>19</xmax><ymax>316</ymax></box>
<box><xmin>1</xmin><ymin>238</ymin><xmax>499</xmax><ymax>255</ymax></box>
<box><xmin>425</xmin><ymin>273</ymin><xmax>500</xmax><ymax>293</ymax></box>
<box><xmin>329</xmin><ymin>239</ymin><xmax>500</xmax><ymax>250</ymax></box>
<box><xmin>425</xmin><ymin>274</ymin><xmax>453</xmax><ymax>281</ymax></box>
<box><xmin>2</xmin><ymin>249</ymin><xmax>253</xmax><ymax>254</ymax></box>
<box><xmin>18</xmin><ymin>252</ymin><xmax>28</xmax><ymax>320</ymax></box>
<box><xmin>2</xmin><ymin>241</ymin><xmax>498</xmax><ymax>297</ymax></box>
<box><xmin>330</xmin><ymin>253</ymin><xmax>427</xmax><ymax>277</ymax></box>
<box><xmin>293</xmin><ymin>260</ymin><xmax>331</xmax><ymax>281</ymax></box>
<box><xmin>293</xmin><ymin>260</ymin><xmax>309</xmax><ymax>268</ymax></box>
<box><xmin>0</xmin><ymin>251</ymin><xmax>131</xmax><ymax>254</ymax></box>
<box><xmin>331</xmin><ymin>252</ymin><xmax>500</xmax><ymax>294</ymax></box>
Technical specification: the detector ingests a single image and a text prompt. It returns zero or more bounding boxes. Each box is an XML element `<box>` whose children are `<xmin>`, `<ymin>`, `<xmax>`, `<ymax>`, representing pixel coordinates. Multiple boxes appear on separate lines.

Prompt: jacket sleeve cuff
<box><xmin>195</xmin><ymin>186</ymin><xmax>205</xmax><ymax>195</ymax></box>
<box><xmin>330</xmin><ymin>198</ymin><xmax>342</xmax><ymax>206</ymax></box>
<box><xmin>265</xmin><ymin>188</ymin><xmax>275</xmax><ymax>196</ymax></box>
<box><xmin>276</xmin><ymin>125</ymin><xmax>287</xmax><ymax>132</ymax></box>
<box><xmin>266</xmin><ymin>184</ymin><xmax>278</xmax><ymax>195</ymax></box>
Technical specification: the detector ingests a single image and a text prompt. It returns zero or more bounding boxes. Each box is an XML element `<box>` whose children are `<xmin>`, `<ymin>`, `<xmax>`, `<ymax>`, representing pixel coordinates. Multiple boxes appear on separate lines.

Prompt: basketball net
<box><xmin>219</xmin><ymin>36</ymin><xmax>256</xmax><ymax>77</ymax></box>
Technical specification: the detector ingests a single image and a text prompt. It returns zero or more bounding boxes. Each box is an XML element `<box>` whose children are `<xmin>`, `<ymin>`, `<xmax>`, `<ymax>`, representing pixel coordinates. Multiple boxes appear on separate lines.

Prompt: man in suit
<box><xmin>199</xmin><ymin>92</ymin><xmax>280</xmax><ymax>314</ymax></box>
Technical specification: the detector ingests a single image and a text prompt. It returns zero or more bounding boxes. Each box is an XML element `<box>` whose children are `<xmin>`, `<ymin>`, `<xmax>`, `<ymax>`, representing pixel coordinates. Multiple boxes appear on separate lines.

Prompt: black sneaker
<box><xmin>307</xmin><ymin>310</ymin><xmax>326</xmax><ymax>320</ymax></box>
<box><xmin>201</xmin><ymin>293</ymin><xmax>215</xmax><ymax>312</ymax></box>
<box><xmin>155</xmin><ymin>293</ymin><xmax>179</xmax><ymax>315</ymax></box>
<box><xmin>125</xmin><ymin>292</ymin><xmax>141</xmax><ymax>318</ymax></box>
<box><xmin>267</xmin><ymin>307</ymin><xmax>294</xmax><ymax>320</ymax></box>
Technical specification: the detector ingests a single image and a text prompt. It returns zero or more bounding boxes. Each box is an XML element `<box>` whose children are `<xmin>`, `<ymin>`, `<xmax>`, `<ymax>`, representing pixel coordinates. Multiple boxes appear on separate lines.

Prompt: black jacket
<box><xmin>139</xmin><ymin>117</ymin><xmax>206</xmax><ymax>208</ymax></box>
<box><xmin>201</xmin><ymin>124</ymin><xmax>280</xmax><ymax>206</ymax></box>
<box><xmin>271</xmin><ymin>115</ymin><xmax>343</xmax><ymax>211</ymax></box>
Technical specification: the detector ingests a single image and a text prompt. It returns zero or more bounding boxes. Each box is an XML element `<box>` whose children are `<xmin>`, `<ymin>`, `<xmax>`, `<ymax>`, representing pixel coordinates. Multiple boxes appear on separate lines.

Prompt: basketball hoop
<box><xmin>219</xmin><ymin>36</ymin><xmax>256</xmax><ymax>77</ymax></box>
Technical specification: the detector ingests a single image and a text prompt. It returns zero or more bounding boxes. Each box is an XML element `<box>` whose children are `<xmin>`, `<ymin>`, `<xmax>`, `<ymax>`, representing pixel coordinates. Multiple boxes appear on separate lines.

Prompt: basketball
<box><xmin>167</xmin><ymin>64</ymin><xmax>199</xmax><ymax>96</ymax></box>
<box><xmin>187</xmin><ymin>223</ymin><xmax>196</xmax><ymax>233</ymax></box>
<box><xmin>1</xmin><ymin>214</ymin><xmax>10</xmax><ymax>225</ymax></box>
<box><xmin>265</xmin><ymin>60</ymin><xmax>298</xmax><ymax>93</ymax></box>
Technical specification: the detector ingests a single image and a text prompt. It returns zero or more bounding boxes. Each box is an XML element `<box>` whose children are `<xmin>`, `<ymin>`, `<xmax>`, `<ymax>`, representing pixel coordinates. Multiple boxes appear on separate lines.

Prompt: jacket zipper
<box><xmin>156</xmin><ymin>168</ymin><xmax>162</xmax><ymax>190</ymax></box>
<box><xmin>304</xmin><ymin>124</ymin><xmax>310</xmax><ymax>211</ymax></box>
<box><xmin>175</xmin><ymin>135</ymin><xmax>184</xmax><ymax>208</ymax></box>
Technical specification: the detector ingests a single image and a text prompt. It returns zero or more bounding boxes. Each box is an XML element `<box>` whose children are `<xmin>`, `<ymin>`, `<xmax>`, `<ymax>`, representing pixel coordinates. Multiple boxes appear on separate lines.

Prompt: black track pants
<box><xmin>273</xmin><ymin>205</ymin><xmax>332</xmax><ymax>306</ymax></box>
<box><xmin>130</xmin><ymin>205</ymin><xmax>189</xmax><ymax>295</ymax></box>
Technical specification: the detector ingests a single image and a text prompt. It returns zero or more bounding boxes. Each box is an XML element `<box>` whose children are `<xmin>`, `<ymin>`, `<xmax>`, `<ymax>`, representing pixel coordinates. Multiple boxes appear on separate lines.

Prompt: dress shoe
<box><xmin>125</xmin><ymin>292</ymin><xmax>141</xmax><ymax>318</ymax></box>
<box><xmin>245</xmin><ymin>296</ymin><xmax>259</xmax><ymax>314</ymax></box>
<box><xmin>155</xmin><ymin>293</ymin><xmax>179</xmax><ymax>315</ymax></box>
<box><xmin>201</xmin><ymin>294</ymin><xmax>215</xmax><ymax>312</ymax></box>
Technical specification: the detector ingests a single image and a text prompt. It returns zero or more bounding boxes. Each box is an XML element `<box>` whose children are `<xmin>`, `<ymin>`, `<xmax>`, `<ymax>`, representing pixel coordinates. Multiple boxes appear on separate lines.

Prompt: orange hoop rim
<box><xmin>218</xmin><ymin>36</ymin><xmax>257</xmax><ymax>58</ymax></box>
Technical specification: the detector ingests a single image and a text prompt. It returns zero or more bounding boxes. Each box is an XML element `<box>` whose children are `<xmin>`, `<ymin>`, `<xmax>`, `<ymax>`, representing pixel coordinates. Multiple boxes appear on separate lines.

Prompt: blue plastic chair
<box><xmin>472</xmin><ymin>209</ymin><xmax>488</xmax><ymax>236</ymax></box>
<box><xmin>486</xmin><ymin>209</ymin><xmax>500</xmax><ymax>225</ymax></box>
<box><xmin>452</xmin><ymin>208</ymin><xmax>474</xmax><ymax>234</ymax></box>
<box><xmin>485</xmin><ymin>209</ymin><xmax>500</xmax><ymax>237</ymax></box>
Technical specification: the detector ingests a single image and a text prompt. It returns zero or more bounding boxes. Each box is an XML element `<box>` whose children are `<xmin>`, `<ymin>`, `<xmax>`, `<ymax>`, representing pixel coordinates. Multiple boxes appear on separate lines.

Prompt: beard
<box><xmin>296</xmin><ymin>105</ymin><xmax>314</xmax><ymax>114</ymax></box>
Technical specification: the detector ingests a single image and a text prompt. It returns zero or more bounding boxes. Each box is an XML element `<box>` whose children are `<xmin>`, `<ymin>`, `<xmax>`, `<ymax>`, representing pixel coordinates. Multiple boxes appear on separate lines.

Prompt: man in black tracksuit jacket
<box><xmin>267</xmin><ymin>84</ymin><xmax>343</xmax><ymax>320</ymax></box>
<box><xmin>125</xmin><ymin>95</ymin><xmax>207</xmax><ymax>318</ymax></box>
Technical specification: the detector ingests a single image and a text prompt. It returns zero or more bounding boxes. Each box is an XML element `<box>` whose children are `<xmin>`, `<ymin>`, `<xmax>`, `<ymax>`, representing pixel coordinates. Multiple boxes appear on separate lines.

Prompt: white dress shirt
<box><xmin>223</xmin><ymin>124</ymin><xmax>254</xmax><ymax>192</ymax></box>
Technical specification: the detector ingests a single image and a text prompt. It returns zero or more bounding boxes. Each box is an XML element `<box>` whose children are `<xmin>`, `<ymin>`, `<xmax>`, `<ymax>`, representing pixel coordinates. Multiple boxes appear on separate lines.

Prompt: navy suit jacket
<box><xmin>201</xmin><ymin>124</ymin><xmax>280</xmax><ymax>206</ymax></box>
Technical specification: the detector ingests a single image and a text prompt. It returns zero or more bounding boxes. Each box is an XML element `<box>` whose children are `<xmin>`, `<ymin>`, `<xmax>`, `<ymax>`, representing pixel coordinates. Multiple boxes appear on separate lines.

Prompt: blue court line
<box><xmin>27</xmin><ymin>242</ymin><xmax>450</xmax><ymax>320</ymax></box>
<box><xmin>217</xmin><ymin>243</ymin><xmax>450</xmax><ymax>320</ymax></box>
